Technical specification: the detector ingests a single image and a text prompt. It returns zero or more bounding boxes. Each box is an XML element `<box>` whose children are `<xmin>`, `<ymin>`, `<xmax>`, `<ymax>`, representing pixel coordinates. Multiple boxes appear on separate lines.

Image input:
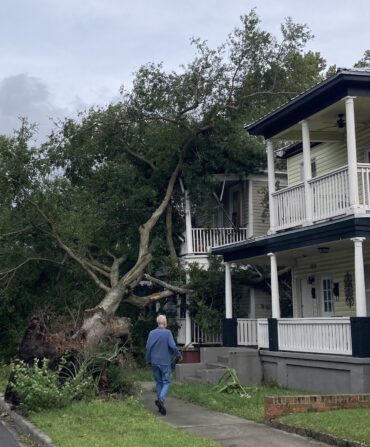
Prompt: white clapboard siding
<box><xmin>277</xmin><ymin>318</ymin><xmax>352</xmax><ymax>355</ymax></box>
<box><xmin>237</xmin><ymin>319</ymin><xmax>258</xmax><ymax>346</ymax></box>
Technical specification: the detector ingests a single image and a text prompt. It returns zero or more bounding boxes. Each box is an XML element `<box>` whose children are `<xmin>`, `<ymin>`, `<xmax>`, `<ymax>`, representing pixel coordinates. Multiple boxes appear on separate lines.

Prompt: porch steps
<box><xmin>176</xmin><ymin>347</ymin><xmax>262</xmax><ymax>386</ymax></box>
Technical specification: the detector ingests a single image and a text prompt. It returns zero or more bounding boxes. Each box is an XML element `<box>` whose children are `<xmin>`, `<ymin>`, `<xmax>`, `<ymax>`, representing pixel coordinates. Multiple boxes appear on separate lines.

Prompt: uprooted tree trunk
<box><xmin>26</xmin><ymin>157</ymin><xmax>193</xmax><ymax>352</ymax></box>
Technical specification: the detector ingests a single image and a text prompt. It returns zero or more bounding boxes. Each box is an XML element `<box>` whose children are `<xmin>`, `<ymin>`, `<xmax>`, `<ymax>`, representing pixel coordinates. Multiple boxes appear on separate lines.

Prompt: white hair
<box><xmin>157</xmin><ymin>314</ymin><xmax>167</xmax><ymax>325</ymax></box>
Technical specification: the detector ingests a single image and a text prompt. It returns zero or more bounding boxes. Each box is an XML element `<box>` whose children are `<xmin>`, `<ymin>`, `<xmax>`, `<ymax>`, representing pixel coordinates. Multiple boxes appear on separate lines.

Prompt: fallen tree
<box><xmin>0</xmin><ymin>11</ymin><xmax>325</xmax><ymax>355</ymax></box>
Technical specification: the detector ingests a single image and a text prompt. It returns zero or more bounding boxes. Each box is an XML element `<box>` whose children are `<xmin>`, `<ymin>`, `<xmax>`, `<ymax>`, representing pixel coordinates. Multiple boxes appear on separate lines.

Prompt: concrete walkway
<box><xmin>0</xmin><ymin>418</ymin><xmax>23</xmax><ymax>447</ymax></box>
<box><xmin>141</xmin><ymin>385</ymin><xmax>328</xmax><ymax>447</ymax></box>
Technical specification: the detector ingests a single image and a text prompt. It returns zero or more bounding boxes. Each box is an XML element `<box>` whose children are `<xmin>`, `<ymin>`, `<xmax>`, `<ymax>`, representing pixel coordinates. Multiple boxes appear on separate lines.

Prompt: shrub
<box><xmin>105</xmin><ymin>363</ymin><xmax>138</xmax><ymax>396</ymax></box>
<box><xmin>9</xmin><ymin>358</ymin><xmax>96</xmax><ymax>414</ymax></box>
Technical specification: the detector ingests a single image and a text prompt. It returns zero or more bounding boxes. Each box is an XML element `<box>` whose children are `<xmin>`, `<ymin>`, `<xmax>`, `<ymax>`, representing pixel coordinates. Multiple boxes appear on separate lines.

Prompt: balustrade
<box><xmin>277</xmin><ymin>318</ymin><xmax>352</xmax><ymax>355</ymax></box>
<box><xmin>191</xmin><ymin>227</ymin><xmax>248</xmax><ymax>253</ymax></box>
<box><xmin>237</xmin><ymin>319</ymin><xmax>258</xmax><ymax>346</ymax></box>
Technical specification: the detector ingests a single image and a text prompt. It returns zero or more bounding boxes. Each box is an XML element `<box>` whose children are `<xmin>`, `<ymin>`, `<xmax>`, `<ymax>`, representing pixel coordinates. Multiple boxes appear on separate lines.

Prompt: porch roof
<box><xmin>246</xmin><ymin>68</ymin><xmax>370</xmax><ymax>139</ymax></box>
<box><xmin>212</xmin><ymin>215</ymin><xmax>370</xmax><ymax>262</ymax></box>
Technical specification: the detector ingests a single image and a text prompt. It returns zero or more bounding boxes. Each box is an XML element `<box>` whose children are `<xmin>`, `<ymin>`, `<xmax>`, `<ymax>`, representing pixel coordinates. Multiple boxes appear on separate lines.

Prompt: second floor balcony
<box><xmin>191</xmin><ymin>227</ymin><xmax>249</xmax><ymax>253</ymax></box>
<box><xmin>272</xmin><ymin>163</ymin><xmax>370</xmax><ymax>231</ymax></box>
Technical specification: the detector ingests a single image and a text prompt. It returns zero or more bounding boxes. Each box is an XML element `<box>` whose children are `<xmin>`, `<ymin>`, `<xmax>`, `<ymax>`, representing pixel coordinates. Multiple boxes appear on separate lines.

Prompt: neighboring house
<box><xmin>176</xmin><ymin>172</ymin><xmax>286</xmax><ymax>347</ymax></box>
<box><xmin>209</xmin><ymin>68</ymin><xmax>370</xmax><ymax>393</ymax></box>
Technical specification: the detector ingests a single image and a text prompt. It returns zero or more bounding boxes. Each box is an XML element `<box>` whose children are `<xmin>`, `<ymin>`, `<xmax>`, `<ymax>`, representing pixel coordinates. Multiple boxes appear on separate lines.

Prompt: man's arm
<box><xmin>145</xmin><ymin>333</ymin><xmax>152</xmax><ymax>364</ymax></box>
<box><xmin>167</xmin><ymin>330</ymin><xmax>182</xmax><ymax>359</ymax></box>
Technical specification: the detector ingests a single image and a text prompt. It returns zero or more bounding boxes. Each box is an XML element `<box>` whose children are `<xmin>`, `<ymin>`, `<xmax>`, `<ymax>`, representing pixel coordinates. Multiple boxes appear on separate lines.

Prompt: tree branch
<box><xmin>0</xmin><ymin>257</ymin><xmax>63</xmax><ymax>280</ymax></box>
<box><xmin>121</xmin><ymin>145</ymin><xmax>157</xmax><ymax>171</ymax></box>
<box><xmin>26</xmin><ymin>197</ymin><xmax>111</xmax><ymax>293</ymax></box>
<box><xmin>144</xmin><ymin>273</ymin><xmax>192</xmax><ymax>294</ymax></box>
<box><xmin>125</xmin><ymin>290</ymin><xmax>175</xmax><ymax>308</ymax></box>
<box><xmin>166</xmin><ymin>203</ymin><xmax>178</xmax><ymax>264</ymax></box>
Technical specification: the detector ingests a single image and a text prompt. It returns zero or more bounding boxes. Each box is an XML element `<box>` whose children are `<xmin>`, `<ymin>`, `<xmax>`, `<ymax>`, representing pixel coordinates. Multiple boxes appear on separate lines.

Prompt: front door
<box><xmin>301</xmin><ymin>278</ymin><xmax>314</xmax><ymax>317</ymax></box>
<box><xmin>321</xmin><ymin>277</ymin><xmax>334</xmax><ymax>316</ymax></box>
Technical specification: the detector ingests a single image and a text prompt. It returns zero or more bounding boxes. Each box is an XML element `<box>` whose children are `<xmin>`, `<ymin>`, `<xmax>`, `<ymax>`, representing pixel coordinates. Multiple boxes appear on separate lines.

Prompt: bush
<box><xmin>9</xmin><ymin>358</ymin><xmax>96</xmax><ymax>414</ymax></box>
<box><xmin>105</xmin><ymin>363</ymin><xmax>138</xmax><ymax>396</ymax></box>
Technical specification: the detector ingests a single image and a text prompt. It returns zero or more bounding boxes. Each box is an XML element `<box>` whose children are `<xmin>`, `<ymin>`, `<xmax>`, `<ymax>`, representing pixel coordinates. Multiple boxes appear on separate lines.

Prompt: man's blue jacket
<box><xmin>145</xmin><ymin>327</ymin><xmax>181</xmax><ymax>365</ymax></box>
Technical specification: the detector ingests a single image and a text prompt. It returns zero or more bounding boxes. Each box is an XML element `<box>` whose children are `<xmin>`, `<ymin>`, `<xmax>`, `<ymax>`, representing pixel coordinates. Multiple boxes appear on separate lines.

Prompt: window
<box><xmin>322</xmin><ymin>278</ymin><xmax>334</xmax><ymax>314</ymax></box>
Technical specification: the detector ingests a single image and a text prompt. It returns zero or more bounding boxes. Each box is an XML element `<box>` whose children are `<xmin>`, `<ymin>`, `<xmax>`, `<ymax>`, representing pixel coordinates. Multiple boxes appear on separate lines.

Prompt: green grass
<box><xmin>30</xmin><ymin>398</ymin><xmax>220</xmax><ymax>447</ymax></box>
<box><xmin>0</xmin><ymin>363</ymin><xmax>10</xmax><ymax>393</ymax></box>
<box><xmin>282</xmin><ymin>408</ymin><xmax>370</xmax><ymax>445</ymax></box>
<box><xmin>127</xmin><ymin>366</ymin><xmax>153</xmax><ymax>382</ymax></box>
<box><xmin>171</xmin><ymin>383</ymin><xmax>308</xmax><ymax>423</ymax></box>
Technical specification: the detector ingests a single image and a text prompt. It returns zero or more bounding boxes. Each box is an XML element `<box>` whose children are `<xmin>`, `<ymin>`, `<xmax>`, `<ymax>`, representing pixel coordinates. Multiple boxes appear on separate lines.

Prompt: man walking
<box><xmin>146</xmin><ymin>314</ymin><xmax>182</xmax><ymax>415</ymax></box>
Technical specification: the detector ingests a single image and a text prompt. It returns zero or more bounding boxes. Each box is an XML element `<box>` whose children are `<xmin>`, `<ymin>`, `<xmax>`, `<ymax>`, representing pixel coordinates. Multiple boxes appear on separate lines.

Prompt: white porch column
<box><xmin>225</xmin><ymin>262</ymin><xmax>233</xmax><ymax>318</ymax></box>
<box><xmin>268</xmin><ymin>252</ymin><xmax>280</xmax><ymax>318</ymax></box>
<box><xmin>184</xmin><ymin>190</ymin><xmax>193</xmax><ymax>253</ymax></box>
<box><xmin>345</xmin><ymin>96</ymin><xmax>361</xmax><ymax>211</ymax></box>
<box><xmin>249</xmin><ymin>287</ymin><xmax>256</xmax><ymax>319</ymax></box>
<box><xmin>184</xmin><ymin>271</ymin><xmax>192</xmax><ymax>345</ymax></box>
<box><xmin>301</xmin><ymin>120</ymin><xmax>313</xmax><ymax>225</ymax></box>
<box><xmin>351</xmin><ymin>237</ymin><xmax>367</xmax><ymax>317</ymax></box>
<box><xmin>266</xmin><ymin>140</ymin><xmax>276</xmax><ymax>234</ymax></box>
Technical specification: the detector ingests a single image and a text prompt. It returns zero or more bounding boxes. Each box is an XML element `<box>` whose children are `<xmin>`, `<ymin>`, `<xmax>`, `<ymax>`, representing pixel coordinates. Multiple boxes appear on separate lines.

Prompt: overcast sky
<box><xmin>1</xmin><ymin>0</ymin><xmax>369</xmax><ymax>141</ymax></box>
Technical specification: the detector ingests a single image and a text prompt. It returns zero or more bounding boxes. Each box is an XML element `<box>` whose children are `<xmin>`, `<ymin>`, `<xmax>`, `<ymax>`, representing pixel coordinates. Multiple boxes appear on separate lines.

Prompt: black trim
<box><xmin>246</xmin><ymin>71</ymin><xmax>370</xmax><ymax>139</ymax></box>
<box><xmin>268</xmin><ymin>319</ymin><xmax>279</xmax><ymax>352</ymax></box>
<box><xmin>213</xmin><ymin>216</ymin><xmax>370</xmax><ymax>262</ymax></box>
<box><xmin>350</xmin><ymin>317</ymin><xmax>370</xmax><ymax>357</ymax></box>
<box><xmin>222</xmin><ymin>318</ymin><xmax>238</xmax><ymax>347</ymax></box>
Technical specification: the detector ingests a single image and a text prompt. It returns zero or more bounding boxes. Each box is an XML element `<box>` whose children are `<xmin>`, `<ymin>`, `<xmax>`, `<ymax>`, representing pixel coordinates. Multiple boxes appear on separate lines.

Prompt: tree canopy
<box><xmin>0</xmin><ymin>10</ymin><xmax>327</xmax><ymax>356</ymax></box>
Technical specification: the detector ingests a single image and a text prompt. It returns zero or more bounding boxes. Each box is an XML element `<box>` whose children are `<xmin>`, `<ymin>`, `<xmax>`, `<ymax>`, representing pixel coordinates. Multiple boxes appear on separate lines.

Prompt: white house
<box><xmin>176</xmin><ymin>172</ymin><xmax>286</xmax><ymax>347</ymax></box>
<box><xmin>209</xmin><ymin>68</ymin><xmax>370</xmax><ymax>393</ymax></box>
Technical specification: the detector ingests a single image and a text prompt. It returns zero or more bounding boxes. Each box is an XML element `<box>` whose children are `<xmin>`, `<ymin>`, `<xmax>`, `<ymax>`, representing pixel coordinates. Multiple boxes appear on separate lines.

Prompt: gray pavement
<box><xmin>141</xmin><ymin>384</ymin><xmax>328</xmax><ymax>447</ymax></box>
<box><xmin>0</xmin><ymin>418</ymin><xmax>22</xmax><ymax>447</ymax></box>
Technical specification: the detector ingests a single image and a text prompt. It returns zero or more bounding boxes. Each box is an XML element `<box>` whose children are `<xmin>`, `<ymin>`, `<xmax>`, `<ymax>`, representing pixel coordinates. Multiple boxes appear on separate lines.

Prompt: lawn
<box><xmin>30</xmin><ymin>398</ymin><xmax>220</xmax><ymax>447</ymax></box>
<box><xmin>171</xmin><ymin>383</ymin><xmax>307</xmax><ymax>423</ymax></box>
<box><xmin>282</xmin><ymin>408</ymin><xmax>370</xmax><ymax>446</ymax></box>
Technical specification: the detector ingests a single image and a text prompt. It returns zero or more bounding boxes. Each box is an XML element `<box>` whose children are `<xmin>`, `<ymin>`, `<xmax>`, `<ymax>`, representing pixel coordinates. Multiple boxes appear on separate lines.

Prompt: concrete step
<box><xmin>196</xmin><ymin>368</ymin><xmax>226</xmax><ymax>384</ymax></box>
<box><xmin>217</xmin><ymin>356</ymin><xmax>229</xmax><ymax>365</ymax></box>
<box><xmin>205</xmin><ymin>362</ymin><xmax>229</xmax><ymax>369</ymax></box>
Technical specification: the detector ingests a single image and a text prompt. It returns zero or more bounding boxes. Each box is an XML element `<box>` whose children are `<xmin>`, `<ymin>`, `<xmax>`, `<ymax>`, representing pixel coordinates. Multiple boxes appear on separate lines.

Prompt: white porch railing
<box><xmin>277</xmin><ymin>317</ymin><xmax>352</xmax><ymax>355</ymax></box>
<box><xmin>309</xmin><ymin>166</ymin><xmax>349</xmax><ymax>221</ymax></box>
<box><xmin>237</xmin><ymin>319</ymin><xmax>258</xmax><ymax>346</ymax></box>
<box><xmin>192</xmin><ymin>321</ymin><xmax>222</xmax><ymax>344</ymax></box>
<box><xmin>272</xmin><ymin>183</ymin><xmax>306</xmax><ymax>231</ymax></box>
<box><xmin>358</xmin><ymin>163</ymin><xmax>370</xmax><ymax>209</ymax></box>
<box><xmin>257</xmin><ymin>319</ymin><xmax>269</xmax><ymax>349</ymax></box>
<box><xmin>192</xmin><ymin>227</ymin><xmax>248</xmax><ymax>253</ymax></box>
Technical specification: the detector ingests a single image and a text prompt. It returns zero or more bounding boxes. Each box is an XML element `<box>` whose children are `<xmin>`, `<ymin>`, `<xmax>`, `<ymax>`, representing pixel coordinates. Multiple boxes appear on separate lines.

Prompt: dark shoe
<box><xmin>156</xmin><ymin>399</ymin><xmax>166</xmax><ymax>415</ymax></box>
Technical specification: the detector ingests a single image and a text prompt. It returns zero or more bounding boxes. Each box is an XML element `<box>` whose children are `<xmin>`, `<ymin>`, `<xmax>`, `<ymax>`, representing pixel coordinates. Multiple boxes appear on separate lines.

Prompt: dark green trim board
<box><xmin>268</xmin><ymin>319</ymin><xmax>279</xmax><ymax>352</ymax></box>
<box><xmin>212</xmin><ymin>216</ymin><xmax>370</xmax><ymax>262</ymax></box>
<box><xmin>222</xmin><ymin>318</ymin><xmax>238</xmax><ymax>347</ymax></box>
<box><xmin>350</xmin><ymin>317</ymin><xmax>370</xmax><ymax>357</ymax></box>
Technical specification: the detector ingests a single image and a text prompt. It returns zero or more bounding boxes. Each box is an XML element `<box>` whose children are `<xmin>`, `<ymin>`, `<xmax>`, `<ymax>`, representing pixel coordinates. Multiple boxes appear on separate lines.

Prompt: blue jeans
<box><xmin>151</xmin><ymin>364</ymin><xmax>171</xmax><ymax>402</ymax></box>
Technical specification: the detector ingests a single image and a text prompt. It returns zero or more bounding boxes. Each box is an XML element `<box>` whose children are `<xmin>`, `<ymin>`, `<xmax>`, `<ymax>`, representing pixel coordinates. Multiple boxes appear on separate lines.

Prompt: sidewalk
<box><xmin>140</xmin><ymin>384</ymin><xmax>328</xmax><ymax>447</ymax></box>
<box><xmin>0</xmin><ymin>418</ymin><xmax>23</xmax><ymax>447</ymax></box>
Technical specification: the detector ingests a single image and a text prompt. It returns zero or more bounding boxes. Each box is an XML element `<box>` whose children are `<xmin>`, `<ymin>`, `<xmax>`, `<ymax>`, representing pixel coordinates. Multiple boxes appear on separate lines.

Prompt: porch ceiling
<box><xmin>246</xmin><ymin>69</ymin><xmax>370</xmax><ymax>139</ymax></box>
<box><xmin>212</xmin><ymin>215</ymin><xmax>370</xmax><ymax>265</ymax></box>
<box><xmin>274</xmin><ymin>96</ymin><xmax>370</xmax><ymax>141</ymax></box>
